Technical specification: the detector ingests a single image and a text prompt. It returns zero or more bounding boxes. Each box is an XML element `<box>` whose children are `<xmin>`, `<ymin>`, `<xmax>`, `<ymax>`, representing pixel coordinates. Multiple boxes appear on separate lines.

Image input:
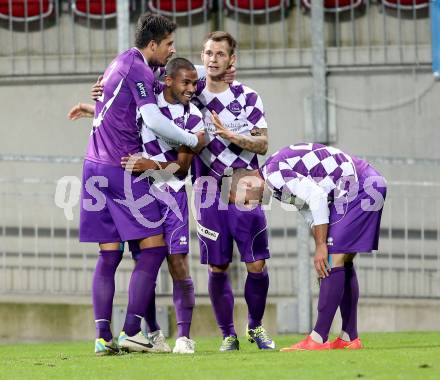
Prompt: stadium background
<box><xmin>0</xmin><ymin>0</ymin><xmax>439</xmax><ymax>342</ymax></box>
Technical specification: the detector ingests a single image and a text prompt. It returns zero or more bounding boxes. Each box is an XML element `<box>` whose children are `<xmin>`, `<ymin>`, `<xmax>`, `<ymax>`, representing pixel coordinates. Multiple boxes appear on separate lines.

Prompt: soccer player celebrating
<box><xmin>121</xmin><ymin>57</ymin><xmax>205</xmax><ymax>354</ymax></box>
<box><xmin>79</xmin><ymin>14</ymin><xmax>204</xmax><ymax>356</ymax></box>
<box><xmin>190</xmin><ymin>32</ymin><xmax>274</xmax><ymax>351</ymax></box>
<box><xmin>226</xmin><ymin>142</ymin><xmax>387</xmax><ymax>351</ymax></box>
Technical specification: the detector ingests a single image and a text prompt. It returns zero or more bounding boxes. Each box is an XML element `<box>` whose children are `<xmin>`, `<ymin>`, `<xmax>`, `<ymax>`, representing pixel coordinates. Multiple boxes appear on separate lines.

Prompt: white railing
<box><xmin>0</xmin><ymin>1</ymin><xmax>432</xmax><ymax>76</ymax></box>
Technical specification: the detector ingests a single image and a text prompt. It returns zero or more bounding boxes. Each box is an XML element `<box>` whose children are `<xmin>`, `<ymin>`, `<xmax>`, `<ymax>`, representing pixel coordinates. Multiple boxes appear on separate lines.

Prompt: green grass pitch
<box><xmin>1</xmin><ymin>332</ymin><xmax>439</xmax><ymax>380</ymax></box>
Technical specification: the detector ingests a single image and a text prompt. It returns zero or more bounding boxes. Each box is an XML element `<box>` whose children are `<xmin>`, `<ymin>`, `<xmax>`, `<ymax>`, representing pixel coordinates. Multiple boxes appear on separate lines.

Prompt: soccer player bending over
<box><xmin>226</xmin><ymin>141</ymin><xmax>387</xmax><ymax>351</ymax></box>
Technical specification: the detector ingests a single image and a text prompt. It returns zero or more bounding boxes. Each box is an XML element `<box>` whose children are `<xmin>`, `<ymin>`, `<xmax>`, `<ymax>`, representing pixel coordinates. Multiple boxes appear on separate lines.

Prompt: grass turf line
<box><xmin>0</xmin><ymin>332</ymin><xmax>439</xmax><ymax>380</ymax></box>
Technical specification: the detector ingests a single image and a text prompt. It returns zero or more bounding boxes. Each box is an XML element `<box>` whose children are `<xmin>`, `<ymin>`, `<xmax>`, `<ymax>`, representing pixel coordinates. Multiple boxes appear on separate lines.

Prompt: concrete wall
<box><xmin>1</xmin><ymin>297</ymin><xmax>438</xmax><ymax>342</ymax></box>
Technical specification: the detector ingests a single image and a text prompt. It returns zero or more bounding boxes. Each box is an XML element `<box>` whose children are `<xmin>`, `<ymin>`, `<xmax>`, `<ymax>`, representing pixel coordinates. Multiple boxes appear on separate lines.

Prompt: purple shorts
<box><xmin>79</xmin><ymin>160</ymin><xmax>163</xmax><ymax>243</ymax></box>
<box><xmin>129</xmin><ymin>189</ymin><xmax>189</xmax><ymax>257</ymax></box>
<box><xmin>195</xmin><ymin>191</ymin><xmax>270</xmax><ymax>265</ymax></box>
<box><xmin>327</xmin><ymin>165</ymin><xmax>387</xmax><ymax>254</ymax></box>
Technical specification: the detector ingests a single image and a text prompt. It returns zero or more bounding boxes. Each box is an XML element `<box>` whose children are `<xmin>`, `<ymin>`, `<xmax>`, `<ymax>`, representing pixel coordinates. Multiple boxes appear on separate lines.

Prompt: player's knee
<box><xmin>209</xmin><ymin>264</ymin><xmax>229</xmax><ymax>272</ymax></box>
<box><xmin>168</xmin><ymin>255</ymin><xmax>189</xmax><ymax>280</ymax></box>
<box><xmin>246</xmin><ymin>260</ymin><xmax>266</xmax><ymax>273</ymax></box>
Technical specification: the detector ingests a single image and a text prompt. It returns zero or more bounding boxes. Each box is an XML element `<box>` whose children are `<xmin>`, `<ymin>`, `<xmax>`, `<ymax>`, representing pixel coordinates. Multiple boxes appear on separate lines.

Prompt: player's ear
<box><xmin>229</xmin><ymin>54</ymin><xmax>236</xmax><ymax>67</ymax></box>
<box><xmin>164</xmin><ymin>75</ymin><xmax>173</xmax><ymax>87</ymax></box>
<box><xmin>148</xmin><ymin>39</ymin><xmax>157</xmax><ymax>52</ymax></box>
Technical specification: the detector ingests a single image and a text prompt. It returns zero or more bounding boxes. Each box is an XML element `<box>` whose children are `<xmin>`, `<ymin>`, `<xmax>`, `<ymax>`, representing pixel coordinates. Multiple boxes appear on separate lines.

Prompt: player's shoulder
<box><xmin>231</xmin><ymin>81</ymin><xmax>263</xmax><ymax>105</ymax></box>
<box><xmin>124</xmin><ymin>48</ymin><xmax>153</xmax><ymax>77</ymax></box>
<box><xmin>195</xmin><ymin>77</ymin><xmax>207</xmax><ymax>95</ymax></box>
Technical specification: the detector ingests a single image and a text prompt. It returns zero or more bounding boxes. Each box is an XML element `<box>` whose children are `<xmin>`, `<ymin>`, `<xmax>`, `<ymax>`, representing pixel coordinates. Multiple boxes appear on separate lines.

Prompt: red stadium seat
<box><xmin>381</xmin><ymin>0</ymin><xmax>429</xmax><ymax>10</ymax></box>
<box><xmin>148</xmin><ymin>0</ymin><xmax>212</xmax><ymax>16</ymax></box>
<box><xmin>302</xmin><ymin>0</ymin><xmax>363</xmax><ymax>12</ymax></box>
<box><xmin>72</xmin><ymin>0</ymin><xmax>117</xmax><ymax>19</ymax></box>
<box><xmin>0</xmin><ymin>0</ymin><xmax>53</xmax><ymax>21</ymax></box>
<box><xmin>225</xmin><ymin>0</ymin><xmax>289</xmax><ymax>14</ymax></box>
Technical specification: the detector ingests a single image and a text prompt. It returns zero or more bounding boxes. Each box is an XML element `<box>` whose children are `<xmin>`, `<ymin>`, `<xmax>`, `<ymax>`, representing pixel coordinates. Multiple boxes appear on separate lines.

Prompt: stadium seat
<box><xmin>0</xmin><ymin>0</ymin><xmax>53</xmax><ymax>21</ymax></box>
<box><xmin>148</xmin><ymin>0</ymin><xmax>212</xmax><ymax>16</ymax></box>
<box><xmin>225</xmin><ymin>0</ymin><xmax>289</xmax><ymax>14</ymax></box>
<box><xmin>302</xmin><ymin>0</ymin><xmax>363</xmax><ymax>12</ymax></box>
<box><xmin>381</xmin><ymin>0</ymin><xmax>429</xmax><ymax>10</ymax></box>
<box><xmin>72</xmin><ymin>0</ymin><xmax>117</xmax><ymax>19</ymax></box>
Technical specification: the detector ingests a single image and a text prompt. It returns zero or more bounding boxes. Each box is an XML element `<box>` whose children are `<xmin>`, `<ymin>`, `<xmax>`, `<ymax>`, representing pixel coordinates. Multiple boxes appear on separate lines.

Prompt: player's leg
<box><xmin>168</xmin><ymin>254</ymin><xmax>196</xmax><ymax>354</ymax></box>
<box><xmin>311</xmin><ymin>253</ymin><xmax>350</xmax><ymax>345</ymax></box>
<box><xmin>93</xmin><ymin>242</ymin><xmax>123</xmax><ymax>355</ymax></box>
<box><xmin>196</xmin><ymin>190</ymin><xmax>238</xmax><ymax>351</ymax></box>
<box><xmin>231</xmin><ymin>204</ymin><xmax>274</xmax><ymax>350</ymax></box>
<box><xmin>79</xmin><ymin>160</ymin><xmax>123</xmax><ymax>355</ymax></box>
<box><xmin>128</xmin><ymin>241</ymin><xmax>170</xmax><ymax>353</ymax></box>
<box><xmin>208</xmin><ymin>263</ymin><xmax>240</xmax><ymax>351</ymax></box>
<box><xmin>119</xmin><ymin>234</ymin><xmax>168</xmax><ymax>352</ymax></box>
<box><xmin>98</xmin><ymin>164</ymin><xmax>167</xmax><ymax>352</ymax></box>
<box><xmin>280</xmin><ymin>253</ymin><xmax>351</xmax><ymax>352</ymax></box>
<box><xmin>243</xmin><ymin>260</ymin><xmax>274</xmax><ymax>350</ymax></box>
<box><xmin>330</xmin><ymin>254</ymin><xmax>363</xmax><ymax>349</ymax></box>
<box><xmin>161</xmin><ymin>190</ymin><xmax>195</xmax><ymax>354</ymax></box>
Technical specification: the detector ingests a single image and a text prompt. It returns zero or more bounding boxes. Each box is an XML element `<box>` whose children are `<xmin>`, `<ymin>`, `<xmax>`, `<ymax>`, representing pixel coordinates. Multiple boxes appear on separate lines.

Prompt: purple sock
<box><xmin>340</xmin><ymin>262</ymin><xmax>359</xmax><ymax>340</ymax></box>
<box><xmin>208</xmin><ymin>271</ymin><xmax>236</xmax><ymax>337</ymax></box>
<box><xmin>313</xmin><ymin>266</ymin><xmax>346</xmax><ymax>342</ymax></box>
<box><xmin>123</xmin><ymin>246</ymin><xmax>167</xmax><ymax>337</ymax></box>
<box><xmin>144</xmin><ymin>290</ymin><xmax>161</xmax><ymax>333</ymax></box>
<box><xmin>92</xmin><ymin>250</ymin><xmax>122</xmax><ymax>341</ymax></box>
<box><xmin>244</xmin><ymin>268</ymin><xmax>269</xmax><ymax>329</ymax></box>
<box><xmin>173</xmin><ymin>278</ymin><xmax>195</xmax><ymax>338</ymax></box>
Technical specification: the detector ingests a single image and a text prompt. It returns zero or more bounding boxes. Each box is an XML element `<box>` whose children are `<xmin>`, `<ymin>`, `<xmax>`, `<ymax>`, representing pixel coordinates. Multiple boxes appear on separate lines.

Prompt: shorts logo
<box><xmin>327</xmin><ymin>237</ymin><xmax>334</xmax><ymax>246</ymax></box>
<box><xmin>197</xmin><ymin>223</ymin><xmax>219</xmax><ymax>241</ymax></box>
<box><xmin>179</xmin><ymin>236</ymin><xmax>187</xmax><ymax>245</ymax></box>
<box><xmin>136</xmin><ymin>81</ymin><xmax>148</xmax><ymax>98</ymax></box>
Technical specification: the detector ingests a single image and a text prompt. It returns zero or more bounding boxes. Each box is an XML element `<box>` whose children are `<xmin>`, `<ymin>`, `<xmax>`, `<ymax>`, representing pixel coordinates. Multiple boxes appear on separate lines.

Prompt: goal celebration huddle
<box><xmin>68</xmin><ymin>12</ymin><xmax>387</xmax><ymax>356</ymax></box>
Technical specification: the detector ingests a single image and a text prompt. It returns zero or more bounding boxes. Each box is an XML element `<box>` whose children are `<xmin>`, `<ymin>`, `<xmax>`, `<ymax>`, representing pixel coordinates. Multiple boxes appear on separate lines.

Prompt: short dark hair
<box><xmin>165</xmin><ymin>57</ymin><xmax>196</xmax><ymax>78</ymax></box>
<box><xmin>135</xmin><ymin>13</ymin><xmax>177</xmax><ymax>49</ymax></box>
<box><xmin>203</xmin><ymin>31</ymin><xmax>237</xmax><ymax>55</ymax></box>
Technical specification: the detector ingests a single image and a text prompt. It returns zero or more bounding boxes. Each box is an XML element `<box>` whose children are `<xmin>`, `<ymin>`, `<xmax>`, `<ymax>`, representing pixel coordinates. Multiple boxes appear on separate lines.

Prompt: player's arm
<box><xmin>266</xmin><ymin>166</ymin><xmax>330</xmax><ymax>277</ymax></box>
<box><xmin>139</xmin><ymin>105</ymin><xmax>205</xmax><ymax>151</ymax></box>
<box><xmin>121</xmin><ymin>145</ymin><xmax>196</xmax><ymax>175</ymax></box>
<box><xmin>211</xmin><ymin>111</ymin><xmax>268</xmax><ymax>155</ymax></box>
<box><xmin>67</xmin><ymin>102</ymin><xmax>96</xmax><ymax>120</ymax></box>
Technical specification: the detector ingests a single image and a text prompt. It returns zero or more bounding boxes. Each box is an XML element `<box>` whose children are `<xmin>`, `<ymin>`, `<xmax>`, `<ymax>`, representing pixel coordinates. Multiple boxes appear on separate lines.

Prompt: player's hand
<box><xmin>67</xmin><ymin>103</ymin><xmax>95</xmax><ymax>120</ymax></box>
<box><xmin>222</xmin><ymin>65</ymin><xmax>236</xmax><ymax>84</ymax></box>
<box><xmin>192</xmin><ymin>131</ymin><xmax>206</xmax><ymax>154</ymax></box>
<box><xmin>314</xmin><ymin>243</ymin><xmax>331</xmax><ymax>278</ymax></box>
<box><xmin>91</xmin><ymin>75</ymin><xmax>104</xmax><ymax>101</ymax></box>
<box><xmin>121</xmin><ymin>154</ymin><xmax>159</xmax><ymax>172</ymax></box>
<box><xmin>212</xmin><ymin>111</ymin><xmax>234</xmax><ymax>140</ymax></box>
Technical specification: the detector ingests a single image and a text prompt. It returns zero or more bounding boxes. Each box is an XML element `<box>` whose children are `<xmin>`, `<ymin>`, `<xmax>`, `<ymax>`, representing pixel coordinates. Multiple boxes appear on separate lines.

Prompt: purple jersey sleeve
<box><xmin>126</xmin><ymin>60</ymin><xmax>157</xmax><ymax>108</ymax></box>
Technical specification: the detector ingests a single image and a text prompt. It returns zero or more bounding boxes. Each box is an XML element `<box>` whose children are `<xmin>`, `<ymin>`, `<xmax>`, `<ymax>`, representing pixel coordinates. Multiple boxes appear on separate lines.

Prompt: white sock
<box><xmin>339</xmin><ymin>331</ymin><xmax>351</xmax><ymax>342</ymax></box>
<box><xmin>310</xmin><ymin>330</ymin><xmax>324</xmax><ymax>344</ymax></box>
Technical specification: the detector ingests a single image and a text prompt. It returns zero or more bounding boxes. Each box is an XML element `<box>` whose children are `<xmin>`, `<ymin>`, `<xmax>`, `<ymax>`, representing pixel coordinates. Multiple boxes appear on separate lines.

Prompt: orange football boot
<box><xmin>329</xmin><ymin>337</ymin><xmax>363</xmax><ymax>350</ymax></box>
<box><xmin>280</xmin><ymin>335</ymin><xmax>331</xmax><ymax>352</ymax></box>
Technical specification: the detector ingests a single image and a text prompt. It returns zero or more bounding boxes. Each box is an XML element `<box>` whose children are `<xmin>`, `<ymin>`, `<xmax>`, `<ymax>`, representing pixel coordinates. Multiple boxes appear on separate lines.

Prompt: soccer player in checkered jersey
<box><xmin>190</xmin><ymin>31</ymin><xmax>275</xmax><ymax>351</ymax></box>
<box><xmin>77</xmin><ymin>14</ymin><xmax>205</xmax><ymax>356</ymax></box>
<box><xmin>121</xmin><ymin>58</ymin><xmax>205</xmax><ymax>354</ymax></box>
<box><xmin>226</xmin><ymin>142</ymin><xmax>387</xmax><ymax>351</ymax></box>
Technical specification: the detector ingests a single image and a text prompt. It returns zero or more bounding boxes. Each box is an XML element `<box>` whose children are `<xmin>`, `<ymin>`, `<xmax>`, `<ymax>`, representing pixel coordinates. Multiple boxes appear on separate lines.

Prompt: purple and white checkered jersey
<box><xmin>141</xmin><ymin>87</ymin><xmax>204</xmax><ymax>192</ymax></box>
<box><xmin>85</xmin><ymin>48</ymin><xmax>156</xmax><ymax>166</ymax></box>
<box><xmin>260</xmin><ymin>143</ymin><xmax>369</xmax><ymax>226</ymax></box>
<box><xmin>191</xmin><ymin>80</ymin><xmax>267</xmax><ymax>184</ymax></box>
